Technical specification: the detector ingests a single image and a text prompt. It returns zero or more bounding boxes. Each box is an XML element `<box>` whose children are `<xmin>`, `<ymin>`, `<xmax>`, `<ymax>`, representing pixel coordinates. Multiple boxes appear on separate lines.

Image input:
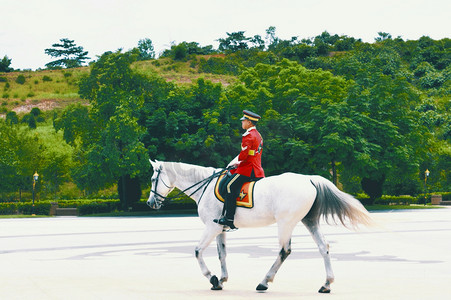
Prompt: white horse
<box><xmin>147</xmin><ymin>160</ymin><xmax>372</xmax><ymax>293</ymax></box>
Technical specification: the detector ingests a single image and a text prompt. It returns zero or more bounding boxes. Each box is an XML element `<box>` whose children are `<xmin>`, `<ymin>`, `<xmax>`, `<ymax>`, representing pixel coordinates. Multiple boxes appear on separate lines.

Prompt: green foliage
<box><xmin>0</xmin><ymin>117</ymin><xmax>75</xmax><ymax>202</ymax></box>
<box><xmin>77</xmin><ymin>200</ymin><xmax>120</xmax><ymax>215</ymax></box>
<box><xmin>198</xmin><ymin>56</ymin><xmax>240</xmax><ymax>75</ymax></box>
<box><xmin>0</xmin><ymin>55</ymin><xmax>13</xmax><ymax>72</ymax></box>
<box><xmin>142</xmin><ymin>76</ymin><xmax>237</xmax><ymax>166</ymax></box>
<box><xmin>42</xmin><ymin>75</ymin><xmax>52</xmax><ymax>82</ymax></box>
<box><xmin>21</xmin><ymin>114</ymin><xmax>37</xmax><ymax>129</ymax></box>
<box><xmin>136</xmin><ymin>38</ymin><xmax>155</xmax><ymax>60</ymax></box>
<box><xmin>58</xmin><ymin>51</ymin><xmax>149</xmax><ymax>208</ymax></box>
<box><xmin>15</xmin><ymin>74</ymin><xmax>26</xmax><ymax>84</ymax></box>
<box><xmin>0</xmin><ymin>199</ymin><xmax>121</xmax><ymax>215</ymax></box>
<box><xmin>218</xmin><ymin>31</ymin><xmax>250</xmax><ymax>52</ymax></box>
<box><xmin>376</xmin><ymin>195</ymin><xmax>419</xmax><ymax>205</ymax></box>
<box><xmin>45</xmin><ymin>38</ymin><xmax>90</xmax><ymax>69</ymax></box>
<box><xmin>161</xmin><ymin>41</ymin><xmax>216</xmax><ymax>60</ymax></box>
<box><xmin>6</xmin><ymin>111</ymin><xmax>19</xmax><ymax>124</ymax></box>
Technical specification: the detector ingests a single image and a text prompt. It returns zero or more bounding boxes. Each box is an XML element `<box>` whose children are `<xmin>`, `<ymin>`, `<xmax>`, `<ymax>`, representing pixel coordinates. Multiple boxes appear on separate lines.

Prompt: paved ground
<box><xmin>1</xmin><ymin>208</ymin><xmax>450</xmax><ymax>300</ymax></box>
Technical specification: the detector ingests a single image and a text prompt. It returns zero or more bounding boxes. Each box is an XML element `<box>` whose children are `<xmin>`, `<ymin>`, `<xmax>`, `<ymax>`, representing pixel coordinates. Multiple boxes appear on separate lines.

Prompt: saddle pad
<box><xmin>214</xmin><ymin>172</ymin><xmax>256</xmax><ymax>208</ymax></box>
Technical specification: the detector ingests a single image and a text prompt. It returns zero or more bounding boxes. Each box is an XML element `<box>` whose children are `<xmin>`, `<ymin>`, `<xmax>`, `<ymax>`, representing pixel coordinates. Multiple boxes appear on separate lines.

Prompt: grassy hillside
<box><xmin>0</xmin><ymin>57</ymin><xmax>236</xmax><ymax>115</ymax></box>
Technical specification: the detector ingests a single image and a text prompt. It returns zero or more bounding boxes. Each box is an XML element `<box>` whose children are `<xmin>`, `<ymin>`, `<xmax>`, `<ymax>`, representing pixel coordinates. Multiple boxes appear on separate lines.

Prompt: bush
<box><xmin>0</xmin><ymin>202</ymin><xmax>52</xmax><ymax>215</ymax></box>
<box><xmin>42</xmin><ymin>75</ymin><xmax>52</xmax><ymax>82</ymax></box>
<box><xmin>6</xmin><ymin>111</ymin><xmax>19</xmax><ymax>124</ymax></box>
<box><xmin>78</xmin><ymin>202</ymin><xmax>110</xmax><ymax>215</ymax></box>
<box><xmin>0</xmin><ymin>199</ymin><xmax>121</xmax><ymax>215</ymax></box>
<box><xmin>198</xmin><ymin>57</ymin><xmax>240</xmax><ymax>75</ymax></box>
<box><xmin>375</xmin><ymin>195</ymin><xmax>419</xmax><ymax>205</ymax></box>
<box><xmin>0</xmin><ymin>203</ymin><xmax>18</xmax><ymax>214</ymax></box>
<box><xmin>0</xmin><ymin>76</ymin><xmax>7</xmax><ymax>82</ymax></box>
<box><xmin>21</xmin><ymin>114</ymin><xmax>37</xmax><ymax>129</ymax></box>
<box><xmin>356</xmin><ymin>194</ymin><xmax>420</xmax><ymax>206</ymax></box>
<box><xmin>56</xmin><ymin>199</ymin><xmax>121</xmax><ymax>215</ymax></box>
<box><xmin>15</xmin><ymin>75</ymin><xmax>26</xmax><ymax>84</ymax></box>
<box><xmin>30</xmin><ymin>107</ymin><xmax>42</xmax><ymax>117</ymax></box>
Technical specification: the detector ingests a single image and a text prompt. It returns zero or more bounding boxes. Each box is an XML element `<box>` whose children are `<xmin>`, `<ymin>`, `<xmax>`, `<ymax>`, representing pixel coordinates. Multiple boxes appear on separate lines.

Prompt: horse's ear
<box><xmin>149</xmin><ymin>159</ymin><xmax>156</xmax><ymax>169</ymax></box>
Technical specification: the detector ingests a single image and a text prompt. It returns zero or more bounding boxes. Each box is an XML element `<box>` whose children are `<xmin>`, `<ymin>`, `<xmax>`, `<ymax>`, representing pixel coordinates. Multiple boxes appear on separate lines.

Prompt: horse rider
<box><xmin>214</xmin><ymin>110</ymin><xmax>265</xmax><ymax>229</ymax></box>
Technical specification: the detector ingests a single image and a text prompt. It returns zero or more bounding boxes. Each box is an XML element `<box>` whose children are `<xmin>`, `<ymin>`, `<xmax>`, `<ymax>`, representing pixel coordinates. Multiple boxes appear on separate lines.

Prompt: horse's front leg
<box><xmin>195</xmin><ymin>224</ymin><xmax>223</xmax><ymax>290</ymax></box>
<box><xmin>216</xmin><ymin>231</ymin><xmax>228</xmax><ymax>286</ymax></box>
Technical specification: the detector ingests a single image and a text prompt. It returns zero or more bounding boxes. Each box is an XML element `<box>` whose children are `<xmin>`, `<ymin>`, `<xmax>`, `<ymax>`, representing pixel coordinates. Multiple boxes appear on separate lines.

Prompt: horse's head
<box><xmin>147</xmin><ymin>160</ymin><xmax>175</xmax><ymax>210</ymax></box>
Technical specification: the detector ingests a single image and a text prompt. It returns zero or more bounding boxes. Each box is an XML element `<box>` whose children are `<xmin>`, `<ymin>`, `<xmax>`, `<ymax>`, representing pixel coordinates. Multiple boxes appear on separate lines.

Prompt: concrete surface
<box><xmin>1</xmin><ymin>208</ymin><xmax>450</xmax><ymax>299</ymax></box>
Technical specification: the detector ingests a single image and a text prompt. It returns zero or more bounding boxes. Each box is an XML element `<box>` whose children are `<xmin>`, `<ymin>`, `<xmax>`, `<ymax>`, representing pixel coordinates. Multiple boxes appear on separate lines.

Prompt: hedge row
<box><xmin>0</xmin><ymin>200</ymin><xmax>121</xmax><ymax>216</ymax></box>
<box><xmin>356</xmin><ymin>194</ymin><xmax>450</xmax><ymax>205</ymax></box>
<box><xmin>2</xmin><ymin>193</ymin><xmax>447</xmax><ymax>216</ymax></box>
<box><xmin>376</xmin><ymin>195</ymin><xmax>419</xmax><ymax>205</ymax></box>
<box><xmin>77</xmin><ymin>200</ymin><xmax>121</xmax><ymax>215</ymax></box>
<box><xmin>0</xmin><ymin>202</ymin><xmax>52</xmax><ymax>215</ymax></box>
<box><xmin>0</xmin><ymin>199</ymin><xmax>197</xmax><ymax>215</ymax></box>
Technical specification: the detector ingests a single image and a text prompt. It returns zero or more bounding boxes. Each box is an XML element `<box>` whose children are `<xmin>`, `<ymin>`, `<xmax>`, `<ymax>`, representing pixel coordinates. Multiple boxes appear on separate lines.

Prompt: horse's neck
<box><xmin>166</xmin><ymin>162</ymin><xmax>216</xmax><ymax>198</ymax></box>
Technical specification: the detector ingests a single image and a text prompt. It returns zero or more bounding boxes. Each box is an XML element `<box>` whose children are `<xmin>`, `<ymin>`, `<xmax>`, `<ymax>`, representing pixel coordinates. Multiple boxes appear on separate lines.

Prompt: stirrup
<box><xmin>213</xmin><ymin>217</ymin><xmax>237</xmax><ymax>230</ymax></box>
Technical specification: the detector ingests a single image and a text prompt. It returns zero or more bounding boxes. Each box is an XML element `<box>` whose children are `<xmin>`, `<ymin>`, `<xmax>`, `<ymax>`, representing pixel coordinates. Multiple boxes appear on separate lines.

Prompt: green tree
<box><xmin>265</xmin><ymin>26</ymin><xmax>279</xmax><ymax>50</ymax></box>
<box><xmin>139</xmin><ymin>76</ymin><xmax>233</xmax><ymax>167</ymax></box>
<box><xmin>137</xmin><ymin>38</ymin><xmax>155</xmax><ymax>60</ymax></box>
<box><xmin>5</xmin><ymin>111</ymin><xmax>19</xmax><ymax>125</ymax></box>
<box><xmin>337</xmin><ymin>46</ymin><xmax>429</xmax><ymax>199</ymax></box>
<box><xmin>227</xmin><ymin>59</ymin><xmax>357</xmax><ymax>184</ymax></box>
<box><xmin>218</xmin><ymin>31</ymin><xmax>250</xmax><ymax>52</ymax></box>
<box><xmin>56</xmin><ymin>51</ymin><xmax>148</xmax><ymax>208</ymax></box>
<box><xmin>375</xmin><ymin>32</ymin><xmax>392</xmax><ymax>42</ymax></box>
<box><xmin>0</xmin><ymin>55</ymin><xmax>13</xmax><ymax>72</ymax></box>
<box><xmin>21</xmin><ymin>114</ymin><xmax>37</xmax><ymax>129</ymax></box>
<box><xmin>0</xmin><ymin>121</ymin><xmax>43</xmax><ymax>200</ymax></box>
<box><xmin>160</xmin><ymin>41</ymin><xmax>215</xmax><ymax>59</ymax></box>
<box><xmin>45</xmin><ymin>38</ymin><xmax>90</xmax><ymax>69</ymax></box>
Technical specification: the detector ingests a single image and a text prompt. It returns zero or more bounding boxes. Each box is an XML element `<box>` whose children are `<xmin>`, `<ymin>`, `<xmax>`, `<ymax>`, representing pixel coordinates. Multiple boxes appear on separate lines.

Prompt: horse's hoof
<box><xmin>210</xmin><ymin>275</ymin><xmax>222</xmax><ymax>290</ymax></box>
<box><xmin>256</xmin><ymin>283</ymin><xmax>268</xmax><ymax>291</ymax></box>
<box><xmin>318</xmin><ymin>286</ymin><xmax>331</xmax><ymax>293</ymax></box>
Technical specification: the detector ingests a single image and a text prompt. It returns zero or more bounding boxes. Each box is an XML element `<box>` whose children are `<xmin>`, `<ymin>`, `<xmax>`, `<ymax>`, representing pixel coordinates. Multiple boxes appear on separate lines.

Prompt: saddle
<box><xmin>214</xmin><ymin>171</ymin><xmax>256</xmax><ymax>208</ymax></box>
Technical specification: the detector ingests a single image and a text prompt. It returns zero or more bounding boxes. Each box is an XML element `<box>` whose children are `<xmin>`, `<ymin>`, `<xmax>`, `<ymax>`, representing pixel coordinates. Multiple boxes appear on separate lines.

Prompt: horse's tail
<box><xmin>306</xmin><ymin>175</ymin><xmax>372</xmax><ymax>228</ymax></box>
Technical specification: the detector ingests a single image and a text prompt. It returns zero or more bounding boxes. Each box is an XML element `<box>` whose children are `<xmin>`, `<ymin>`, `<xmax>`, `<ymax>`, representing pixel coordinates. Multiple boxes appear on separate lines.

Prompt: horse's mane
<box><xmin>163</xmin><ymin>161</ymin><xmax>218</xmax><ymax>181</ymax></box>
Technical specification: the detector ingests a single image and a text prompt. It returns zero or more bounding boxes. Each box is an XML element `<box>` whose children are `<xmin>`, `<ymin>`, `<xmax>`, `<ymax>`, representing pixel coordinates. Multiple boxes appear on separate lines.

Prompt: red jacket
<box><xmin>231</xmin><ymin>127</ymin><xmax>265</xmax><ymax>178</ymax></box>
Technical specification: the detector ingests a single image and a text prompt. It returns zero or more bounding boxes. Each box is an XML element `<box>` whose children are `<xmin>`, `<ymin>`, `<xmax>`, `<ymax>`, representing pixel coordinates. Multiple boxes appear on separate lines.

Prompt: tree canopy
<box><xmin>45</xmin><ymin>38</ymin><xmax>90</xmax><ymax>69</ymax></box>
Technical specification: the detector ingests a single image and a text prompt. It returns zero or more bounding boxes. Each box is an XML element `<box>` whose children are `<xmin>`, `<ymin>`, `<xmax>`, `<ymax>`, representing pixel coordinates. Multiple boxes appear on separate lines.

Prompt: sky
<box><xmin>1</xmin><ymin>0</ymin><xmax>450</xmax><ymax>70</ymax></box>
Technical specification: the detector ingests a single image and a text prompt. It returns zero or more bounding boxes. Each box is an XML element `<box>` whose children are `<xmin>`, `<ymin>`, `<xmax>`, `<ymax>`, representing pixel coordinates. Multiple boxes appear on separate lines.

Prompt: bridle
<box><xmin>150</xmin><ymin>167</ymin><xmax>173</xmax><ymax>208</ymax></box>
<box><xmin>150</xmin><ymin>166</ymin><xmax>226</xmax><ymax>206</ymax></box>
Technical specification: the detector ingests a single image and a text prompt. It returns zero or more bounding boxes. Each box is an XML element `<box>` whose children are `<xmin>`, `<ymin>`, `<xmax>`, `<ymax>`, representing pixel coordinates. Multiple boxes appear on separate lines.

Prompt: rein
<box><xmin>151</xmin><ymin>167</ymin><xmax>226</xmax><ymax>206</ymax></box>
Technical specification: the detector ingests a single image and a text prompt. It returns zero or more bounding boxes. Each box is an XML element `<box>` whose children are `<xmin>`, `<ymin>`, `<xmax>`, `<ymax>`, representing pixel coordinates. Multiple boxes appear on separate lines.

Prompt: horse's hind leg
<box><xmin>256</xmin><ymin>222</ymin><xmax>294</xmax><ymax>291</ymax></box>
<box><xmin>216</xmin><ymin>231</ymin><xmax>228</xmax><ymax>286</ymax></box>
<box><xmin>195</xmin><ymin>225</ymin><xmax>224</xmax><ymax>290</ymax></box>
<box><xmin>302</xmin><ymin>218</ymin><xmax>335</xmax><ymax>293</ymax></box>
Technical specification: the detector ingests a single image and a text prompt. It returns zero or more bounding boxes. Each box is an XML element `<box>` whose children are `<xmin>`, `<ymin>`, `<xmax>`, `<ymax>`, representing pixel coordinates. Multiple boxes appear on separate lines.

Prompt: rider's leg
<box><xmin>214</xmin><ymin>173</ymin><xmax>249</xmax><ymax>228</ymax></box>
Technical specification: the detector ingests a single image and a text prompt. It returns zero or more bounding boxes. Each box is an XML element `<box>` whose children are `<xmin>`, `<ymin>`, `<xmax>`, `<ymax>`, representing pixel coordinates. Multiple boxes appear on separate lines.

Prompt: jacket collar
<box><xmin>243</xmin><ymin>126</ymin><xmax>256</xmax><ymax>136</ymax></box>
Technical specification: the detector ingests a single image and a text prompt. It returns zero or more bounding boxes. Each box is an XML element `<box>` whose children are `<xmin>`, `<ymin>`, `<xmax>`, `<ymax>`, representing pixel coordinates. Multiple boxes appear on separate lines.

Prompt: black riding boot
<box><xmin>213</xmin><ymin>195</ymin><xmax>237</xmax><ymax>229</ymax></box>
